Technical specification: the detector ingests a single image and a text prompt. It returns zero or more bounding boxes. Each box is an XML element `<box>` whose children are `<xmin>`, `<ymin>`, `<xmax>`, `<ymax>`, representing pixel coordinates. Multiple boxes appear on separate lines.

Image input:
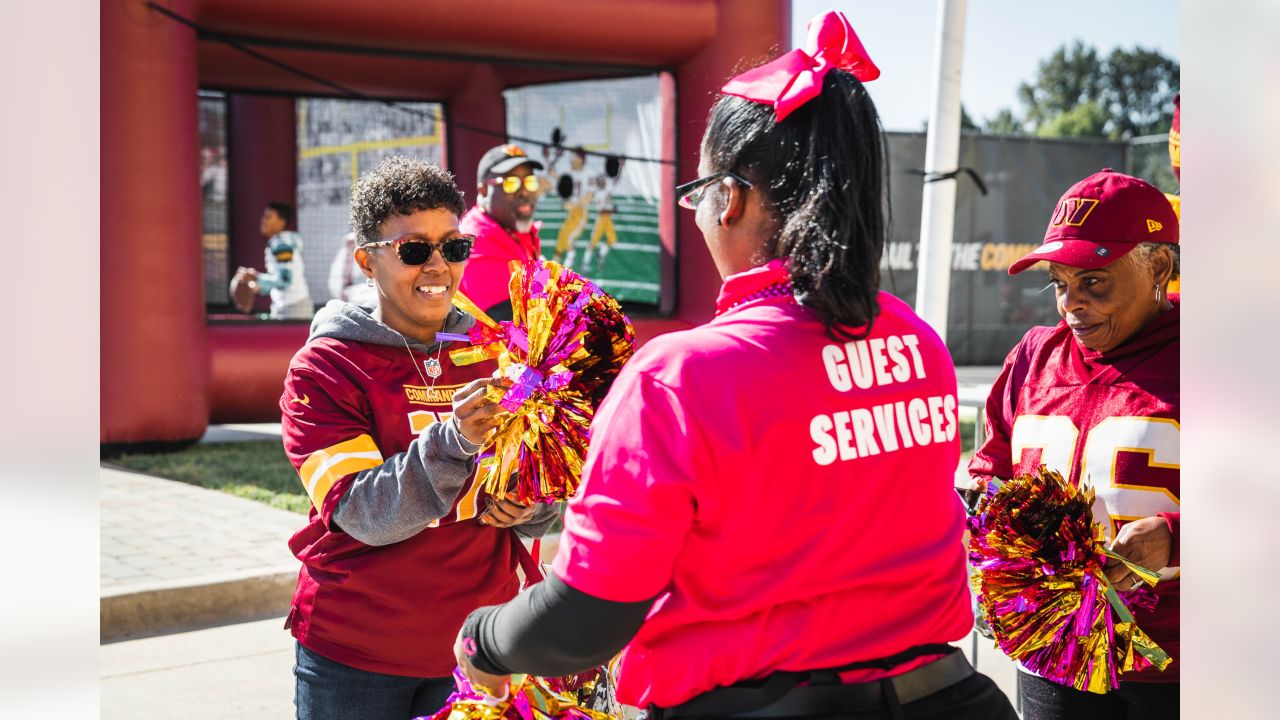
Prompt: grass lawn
<box><xmin>959</xmin><ymin>416</ymin><xmax>977</xmax><ymax>456</ymax></box>
<box><xmin>108</xmin><ymin>440</ymin><xmax>310</xmax><ymax>514</ymax></box>
<box><xmin>105</xmin><ymin>416</ymin><xmax>978</xmax><ymax>516</ymax></box>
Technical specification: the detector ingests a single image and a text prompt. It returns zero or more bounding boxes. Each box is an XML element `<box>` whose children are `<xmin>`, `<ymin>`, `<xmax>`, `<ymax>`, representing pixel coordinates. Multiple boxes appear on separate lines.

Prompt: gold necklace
<box><xmin>401</xmin><ymin>333</ymin><xmax>446</xmax><ymax>391</ymax></box>
<box><xmin>371</xmin><ymin>312</ymin><xmax>448</xmax><ymax>390</ymax></box>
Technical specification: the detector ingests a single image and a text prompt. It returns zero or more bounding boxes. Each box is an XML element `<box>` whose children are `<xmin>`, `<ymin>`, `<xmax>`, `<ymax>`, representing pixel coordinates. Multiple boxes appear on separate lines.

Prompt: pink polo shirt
<box><xmin>458</xmin><ymin>206</ymin><xmax>542</xmax><ymax>314</ymax></box>
<box><xmin>552</xmin><ymin>260</ymin><xmax>973</xmax><ymax>708</ymax></box>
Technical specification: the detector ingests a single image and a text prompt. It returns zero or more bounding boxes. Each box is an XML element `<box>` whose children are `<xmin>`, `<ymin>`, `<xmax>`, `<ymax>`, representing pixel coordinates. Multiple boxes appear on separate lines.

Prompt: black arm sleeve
<box><xmin>460</xmin><ymin>574</ymin><xmax>654</xmax><ymax>677</ymax></box>
<box><xmin>483</xmin><ymin>300</ymin><xmax>515</xmax><ymax>323</ymax></box>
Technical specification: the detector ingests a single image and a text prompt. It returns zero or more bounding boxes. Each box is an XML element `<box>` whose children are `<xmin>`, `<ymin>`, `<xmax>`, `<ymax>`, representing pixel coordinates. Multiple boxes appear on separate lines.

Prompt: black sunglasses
<box><xmin>675</xmin><ymin>171</ymin><xmax>754</xmax><ymax>209</ymax></box>
<box><xmin>363</xmin><ymin>234</ymin><xmax>475</xmax><ymax>265</ymax></box>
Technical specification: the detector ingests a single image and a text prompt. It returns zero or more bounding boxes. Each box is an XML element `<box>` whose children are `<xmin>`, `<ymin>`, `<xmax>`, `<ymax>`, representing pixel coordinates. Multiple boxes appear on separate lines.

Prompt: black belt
<box><xmin>652</xmin><ymin>646</ymin><xmax>974</xmax><ymax>719</ymax></box>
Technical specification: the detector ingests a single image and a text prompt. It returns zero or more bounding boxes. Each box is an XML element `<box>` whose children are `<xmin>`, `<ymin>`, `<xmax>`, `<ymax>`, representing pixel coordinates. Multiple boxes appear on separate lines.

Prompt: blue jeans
<box><xmin>294</xmin><ymin>642</ymin><xmax>457</xmax><ymax>720</ymax></box>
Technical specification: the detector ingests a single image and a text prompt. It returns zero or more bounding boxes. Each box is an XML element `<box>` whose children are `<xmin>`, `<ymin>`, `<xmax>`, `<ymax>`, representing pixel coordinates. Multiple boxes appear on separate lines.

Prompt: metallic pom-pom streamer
<box><xmin>967</xmin><ymin>466</ymin><xmax>1171</xmax><ymax>693</ymax></box>
<box><xmin>421</xmin><ymin>669</ymin><xmax>620</xmax><ymax>720</ymax></box>
<box><xmin>449</xmin><ymin>260</ymin><xmax>636</xmax><ymax>505</ymax></box>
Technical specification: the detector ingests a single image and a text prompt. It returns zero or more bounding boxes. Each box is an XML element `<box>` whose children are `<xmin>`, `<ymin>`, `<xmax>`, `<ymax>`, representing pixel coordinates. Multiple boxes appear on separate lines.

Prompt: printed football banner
<box><xmin>505</xmin><ymin>75</ymin><xmax>664</xmax><ymax>306</ymax></box>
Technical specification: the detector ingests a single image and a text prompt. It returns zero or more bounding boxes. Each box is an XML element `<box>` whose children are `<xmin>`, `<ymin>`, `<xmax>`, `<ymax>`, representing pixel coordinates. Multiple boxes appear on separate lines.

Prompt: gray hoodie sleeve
<box><xmin>332</xmin><ymin>417</ymin><xmax>482</xmax><ymax>546</ymax></box>
<box><xmin>514</xmin><ymin>501</ymin><xmax>563</xmax><ymax>540</ymax></box>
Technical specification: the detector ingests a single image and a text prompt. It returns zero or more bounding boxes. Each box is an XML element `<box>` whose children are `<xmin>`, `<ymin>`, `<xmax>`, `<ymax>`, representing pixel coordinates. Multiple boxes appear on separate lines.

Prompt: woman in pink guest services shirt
<box><xmin>453</xmin><ymin>11</ymin><xmax>1016</xmax><ymax>720</ymax></box>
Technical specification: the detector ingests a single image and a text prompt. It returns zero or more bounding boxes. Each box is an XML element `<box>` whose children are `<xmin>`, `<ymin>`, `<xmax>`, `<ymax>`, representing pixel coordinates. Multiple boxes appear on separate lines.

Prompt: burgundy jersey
<box><xmin>280</xmin><ymin>335</ymin><xmax>519</xmax><ymax>677</ymax></box>
<box><xmin>970</xmin><ymin>305</ymin><xmax>1180</xmax><ymax>682</ymax></box>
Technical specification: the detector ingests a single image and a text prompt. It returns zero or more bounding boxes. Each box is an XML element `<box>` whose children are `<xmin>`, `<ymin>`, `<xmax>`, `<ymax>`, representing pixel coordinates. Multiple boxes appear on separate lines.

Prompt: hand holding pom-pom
<box><xmin>446</xmin><ymin>260</ymin><xmax>636</xmax><ymax>507</ymax></box>
<box><xmin>1103</xmin><ymin>516</ymin><xmax>1172</xmax><ymax>591</ymax></box>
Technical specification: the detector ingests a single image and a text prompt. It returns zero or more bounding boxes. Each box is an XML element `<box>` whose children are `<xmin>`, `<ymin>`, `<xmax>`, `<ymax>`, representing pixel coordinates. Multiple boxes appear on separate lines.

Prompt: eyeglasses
<box><xmin>487</xmin><ymin>175</ymin><xmax>543</xmax><ymax>194</ymax></box>
<box><xmin>363</xmin><ymin>234</ymin><xmax>475</xmax><ymax>265</ymax></box>
<box><xmin>676</xmin><ymin>171</ymin><xmax>754</xmax><ymax>209</ymax></box>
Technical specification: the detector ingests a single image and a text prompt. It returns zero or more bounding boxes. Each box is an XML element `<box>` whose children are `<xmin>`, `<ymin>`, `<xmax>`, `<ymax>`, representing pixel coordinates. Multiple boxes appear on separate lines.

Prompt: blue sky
<box><xmin>791</xmin><ymin>0</ymin><xmax>1180</xmax><ymax>131</ymax></box>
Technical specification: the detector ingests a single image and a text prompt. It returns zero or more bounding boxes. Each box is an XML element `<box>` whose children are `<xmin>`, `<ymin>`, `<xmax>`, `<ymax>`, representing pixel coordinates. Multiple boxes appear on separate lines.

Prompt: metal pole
<box><xmin>914</xmin><ymin>0</ymin><xmax>968</xmax><ymax>341</ymax></box>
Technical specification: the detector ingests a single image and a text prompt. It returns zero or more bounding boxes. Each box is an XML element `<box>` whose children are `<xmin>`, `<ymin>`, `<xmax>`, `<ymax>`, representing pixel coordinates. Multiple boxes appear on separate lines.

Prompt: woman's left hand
<box><xmin>480</xmin><ymin>498</ymin><xmax>535</xmax><ymax>528</ymax></box>
<box><xmin>1104</xmin><ymin>516</ymin><xmax>1172</xmax><ymax>589</ymax></box>
<box><xmin>453</xmin><ymin>631</ymin><xmax>512</xmax><ymax>699</ymax></box>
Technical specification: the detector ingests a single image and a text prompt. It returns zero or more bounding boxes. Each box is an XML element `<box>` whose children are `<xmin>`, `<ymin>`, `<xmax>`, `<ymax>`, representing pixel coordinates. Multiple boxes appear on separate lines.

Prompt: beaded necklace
<box><xmin>716</xmin><ymin>281</ymin><xmax>796</xmax><ymax>316</ymax></box>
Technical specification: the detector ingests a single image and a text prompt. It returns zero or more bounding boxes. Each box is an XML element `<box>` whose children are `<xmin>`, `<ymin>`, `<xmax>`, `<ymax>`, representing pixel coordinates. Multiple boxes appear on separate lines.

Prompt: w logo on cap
<box><xmin>1048</xmin><ymin>197</ymin><xmax>1100</xmax><ymax>227</ymax></box>
<box><xmin>1146</xmin><ymin>219</ymin><xmax>1163</xmax><ymax>233</ymax></box>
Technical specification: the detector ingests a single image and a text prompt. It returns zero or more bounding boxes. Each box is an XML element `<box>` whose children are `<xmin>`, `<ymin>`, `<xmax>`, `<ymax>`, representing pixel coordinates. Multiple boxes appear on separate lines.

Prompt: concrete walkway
<box><xmin>101</xmin><ymin>616</ymin><xmax>295</xmax><ymax>720</ymax></box>
<box><xmin>100</xmin><ymin>466</ymin><xmax>301</xmax><ymax>641</ymax></box>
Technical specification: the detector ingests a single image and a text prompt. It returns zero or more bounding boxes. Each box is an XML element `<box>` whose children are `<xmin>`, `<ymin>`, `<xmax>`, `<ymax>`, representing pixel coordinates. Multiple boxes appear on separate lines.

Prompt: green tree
<box><xmin>1097</xmin><ymin>46</ymin><xmax>1180</xmax><ymax>137</ymax></box>
<box><xmin>983</xmin><ymin>108</ymin><xmax>1025</xmax><ymax>135</ymax></box>
<box><xmin>985</xmin><ymin>40</ymin><xmax>1178</xmax><ymax>139</ymax></box>
<box><xmin>1017</xmin><ymin>40</ymin><xmax>1104</xmax><ymax>132</ymax></box>
<box><xmin>1036</xmin><ymin>101</ymin><xmax>1108</xmax><ymax>138</ymax></box>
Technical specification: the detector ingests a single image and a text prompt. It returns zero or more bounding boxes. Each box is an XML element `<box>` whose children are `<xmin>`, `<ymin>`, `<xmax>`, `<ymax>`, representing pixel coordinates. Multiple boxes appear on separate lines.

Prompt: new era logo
<box><xmin>1146</xmin><ymin>219</ymin><xmax>1163</xmax><ymax>233</ymax></box>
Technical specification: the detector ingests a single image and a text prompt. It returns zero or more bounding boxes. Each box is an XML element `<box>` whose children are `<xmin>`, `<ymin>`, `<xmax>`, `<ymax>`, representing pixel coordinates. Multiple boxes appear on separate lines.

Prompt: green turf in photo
<box><xmin>536</xmin><ymin>194</ymin><xmax>661</xmax><ymax>304</ymax></box>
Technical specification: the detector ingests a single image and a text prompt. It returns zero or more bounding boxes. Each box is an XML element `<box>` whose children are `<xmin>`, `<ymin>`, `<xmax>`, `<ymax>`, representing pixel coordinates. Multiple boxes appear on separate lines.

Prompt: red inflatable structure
<box><xmin>102</xmin><ymin>0</ymin><xmax>789</xmax><ymax>447</ymax></box>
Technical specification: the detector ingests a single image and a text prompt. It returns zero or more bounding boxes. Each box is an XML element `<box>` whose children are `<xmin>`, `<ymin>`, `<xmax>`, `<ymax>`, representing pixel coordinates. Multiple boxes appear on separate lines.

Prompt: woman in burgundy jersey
<box><xmin>969</xmin><ymin>169</ymin><xmax>1181</xmax><ymax>719</ymax></box>
<box><xmin>280</xmin><ymin>157</ymin><xmax>559</xmax><ymax>720</ymax></box>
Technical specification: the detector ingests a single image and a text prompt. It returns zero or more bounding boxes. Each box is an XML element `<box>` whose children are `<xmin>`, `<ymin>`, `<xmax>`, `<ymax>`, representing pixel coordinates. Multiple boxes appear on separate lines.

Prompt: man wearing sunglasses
<box><xmin>457</xmin><ymin>144</ymin><xmax>546</xmax><ymax>321</ymax></box>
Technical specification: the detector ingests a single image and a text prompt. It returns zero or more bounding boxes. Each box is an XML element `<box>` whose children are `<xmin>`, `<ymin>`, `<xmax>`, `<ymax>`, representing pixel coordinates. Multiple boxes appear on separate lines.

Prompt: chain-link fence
<box><xmin>1125</xmin><ymin>133</ymin><xmax>1179</xmax><ymax>196</ymax></box>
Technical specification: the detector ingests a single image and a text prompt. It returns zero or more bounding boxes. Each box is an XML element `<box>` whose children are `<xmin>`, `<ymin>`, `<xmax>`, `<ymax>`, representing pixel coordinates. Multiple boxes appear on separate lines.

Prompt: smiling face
<box><xmin>480</xmin><ymin>164</ymin><xmax>538</xmax><ymax>234</ymax></box>
<box><xmin>1048</xmin><ymin>252</ymin><xmax>1165</xmax><ymax>352</ymax></box>
<box><xmin>358</xmin><ymin>208</ymin><xmax>466</xmax><ymax>344</ymax></box>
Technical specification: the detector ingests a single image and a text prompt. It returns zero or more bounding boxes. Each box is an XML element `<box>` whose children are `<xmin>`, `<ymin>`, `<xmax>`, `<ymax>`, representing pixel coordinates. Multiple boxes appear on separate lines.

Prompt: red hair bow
<box><xmin>721</xmin><ymin>10</ymin><xmax>880</xmax><ymax>122</ymax></box>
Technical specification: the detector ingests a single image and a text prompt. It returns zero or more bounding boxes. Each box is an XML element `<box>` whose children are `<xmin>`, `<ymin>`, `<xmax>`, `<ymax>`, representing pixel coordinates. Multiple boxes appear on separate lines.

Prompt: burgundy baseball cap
<box><xmin>1008</xmin><ymin>169</ymin><xmax>1180</xmax><ymax>275</ymax></box>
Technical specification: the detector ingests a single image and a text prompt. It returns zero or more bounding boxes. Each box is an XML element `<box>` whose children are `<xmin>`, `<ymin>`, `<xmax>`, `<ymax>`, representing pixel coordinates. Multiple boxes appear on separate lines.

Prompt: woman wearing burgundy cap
<box><xmin>969</xmin><ymin>169</ymin><xmax>1181</xmax><ymax>719</ymax></box>
<box><xmin>452</xmin><ymin>11</ymin><xmax>1015</xmax><ymax>720</ymax></box>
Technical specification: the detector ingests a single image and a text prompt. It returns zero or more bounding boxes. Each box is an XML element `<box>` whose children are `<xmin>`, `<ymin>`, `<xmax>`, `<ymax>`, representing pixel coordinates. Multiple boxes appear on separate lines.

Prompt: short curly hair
<box><xmin>350</xmin><ymin>156</ymin><xmax>466</xmax><ymax>245</ymax></box>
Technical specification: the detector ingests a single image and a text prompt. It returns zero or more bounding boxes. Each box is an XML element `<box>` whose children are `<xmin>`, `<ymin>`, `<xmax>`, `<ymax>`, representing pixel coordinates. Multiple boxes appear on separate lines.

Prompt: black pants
<box><xmin>657</xmin><ymin>672</ymin><xmax>1016</xmax><ymax>720</ymax></box>
<box><xmin>882</xmin><ymin>672</ymin><xmax>1017</xmax><ymax>720</ymax></box>
<box><xmin>1020</xmin><ymin>672</ymin><xmax>1179</xmax><ymax>720</ymax></box>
